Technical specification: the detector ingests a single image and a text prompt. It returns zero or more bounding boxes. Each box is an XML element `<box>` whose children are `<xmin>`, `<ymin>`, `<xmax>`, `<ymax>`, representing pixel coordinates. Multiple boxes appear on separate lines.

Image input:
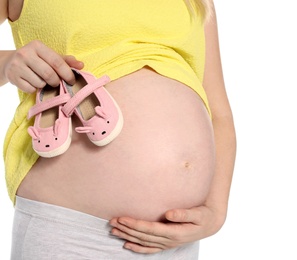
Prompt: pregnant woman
<box><xmin>0</xmin><ymin>0</ymin><xmax>236</xmax><ymax>259</ymax></box>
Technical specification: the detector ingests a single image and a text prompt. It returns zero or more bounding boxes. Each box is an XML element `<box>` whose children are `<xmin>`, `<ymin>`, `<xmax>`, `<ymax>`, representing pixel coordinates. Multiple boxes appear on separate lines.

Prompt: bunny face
<box><xmin>75</xmin><ymin>106</ymin><xmax>121</xmax><ymax>146</ymax></box>
<box><xmin>27</xmin><ymin>118</ymin><xmax>72</xmax><ymax>157</ymax></box>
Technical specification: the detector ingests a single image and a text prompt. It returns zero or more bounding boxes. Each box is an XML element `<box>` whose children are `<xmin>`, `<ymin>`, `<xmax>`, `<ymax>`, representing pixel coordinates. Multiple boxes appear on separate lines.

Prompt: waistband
<box><xmin>15</xmin><ymin>196</ymin><xmax>110</xmax><ymax>235</ymax></box>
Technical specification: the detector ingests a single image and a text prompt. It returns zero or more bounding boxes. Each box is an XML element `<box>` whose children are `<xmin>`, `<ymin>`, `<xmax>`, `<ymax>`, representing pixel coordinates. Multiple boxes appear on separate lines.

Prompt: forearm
<box><xmin>0</xmin><ymin>0</ymin><xmax>7</xmax><ymax>25</ymax></box>
<box><xmin>0</xmin><ymin>50</ymin><xmax>14</xmax><ymax>86</ymax></box>
<box><xmin>202</xmin><ymin>5</ymin><xmax>236</xmax><ymax>227</ymax></box>
<box><xmin>206</xmin><ymin>114</ymin><xmax>236</xmax><ymax>226</ymax></box>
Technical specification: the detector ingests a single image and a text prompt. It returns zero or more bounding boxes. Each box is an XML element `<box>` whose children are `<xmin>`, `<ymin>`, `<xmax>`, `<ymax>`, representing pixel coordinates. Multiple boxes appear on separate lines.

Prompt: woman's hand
<box><xmin>109</xmin><ymin>204</ymin><xmax>226</xmax><ymax>254</ymax></box>
<box><xmin>2</xmin><ymin>40</ymin><xmax>84</xmax><ymax>92</ymax></box>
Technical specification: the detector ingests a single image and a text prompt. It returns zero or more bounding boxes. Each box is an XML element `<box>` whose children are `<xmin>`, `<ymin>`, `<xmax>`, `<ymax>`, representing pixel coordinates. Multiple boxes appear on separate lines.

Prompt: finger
<box><xmin>30</xmin><ymin>41</ymin><xmax>76</xmax><ymax>85</ymax></box>
<box><xmin>124</xmin><ymin>242</ymin><xmax>163</xmax><ymax>254</ymax></box>
<box><xmin>110</xmin><ymin>218</ymin><xmax>171</xmax><ymax>245</ymax></box>
<box><xmin>110</xmin><ymin>217</ymin><xmax>186</xmax><ymax>249</ymax></box>
<box><xmin>63</xmin><ymin>55</ymin><xmax>84</xmax><ymax>70</ymax></box>
<box><xmin>14</xmin><ymin>78</ymin><xmax>36</xmax><ymax>93</ymax></box>
<box><xmin>17</xmin><ymin>66</ymin><xmax>47</xmax><ymax>90</ymax></box>
<box><xmin>111</xmin><ymin>227</ymin><xmax>168</xmax><ymax>249</ymax></box>
<box><xmin>110</xmin><ymin>217</ymin><xmax>170</xmax><ymax>239</ymax></box>
<box><xmin>26</xmin><ymin>56</ymin><xmax>61</xmax><ymax>87</ymax></box>
<box><xmin>165</xmin><ymin>208</ymin><xmax>203</xmax><ymax>224</ymax></box>
<box><xmin>9</xmin><ymin>66</ymin><xmax>44</xmax><ymax>93</ymax></box>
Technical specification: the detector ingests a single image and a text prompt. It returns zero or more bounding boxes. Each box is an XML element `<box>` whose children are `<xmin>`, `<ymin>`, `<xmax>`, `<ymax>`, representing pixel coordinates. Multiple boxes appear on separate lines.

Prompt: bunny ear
<box><xmin>75</xmin><ymin>126</ymin><xmax>93</xmax><ymax>134</ymax></box>
<box><xmin>95</xmin><ymin>106</ymin><xmax>108</xmax><ymax>119</ymax></box>
<box><xmin>28</xmin><ymin>126</ymin><xmax>40</xmax><ymax>140</ymax></box>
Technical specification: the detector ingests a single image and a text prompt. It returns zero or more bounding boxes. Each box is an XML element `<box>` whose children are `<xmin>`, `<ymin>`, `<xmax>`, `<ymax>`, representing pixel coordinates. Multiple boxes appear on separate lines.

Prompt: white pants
<box><xmin>11</xmin><ymin>196</ymin><xmax>200</xmax><ymax>259</ymax></box>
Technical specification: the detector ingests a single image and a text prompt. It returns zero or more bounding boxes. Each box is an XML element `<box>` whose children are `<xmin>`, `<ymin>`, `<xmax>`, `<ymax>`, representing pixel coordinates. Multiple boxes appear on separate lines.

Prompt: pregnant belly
<box><xmin>17</xmin><ymin>68</ymin><xmax>215</xmax><ymax>221</ymax></box>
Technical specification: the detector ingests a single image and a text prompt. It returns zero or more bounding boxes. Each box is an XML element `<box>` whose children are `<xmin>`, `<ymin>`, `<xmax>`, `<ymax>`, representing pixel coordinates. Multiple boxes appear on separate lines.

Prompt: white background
<box><xmin>1</xmin><ymin>0</ymin><xmax>297</xmax><ymax>259</ymax></box>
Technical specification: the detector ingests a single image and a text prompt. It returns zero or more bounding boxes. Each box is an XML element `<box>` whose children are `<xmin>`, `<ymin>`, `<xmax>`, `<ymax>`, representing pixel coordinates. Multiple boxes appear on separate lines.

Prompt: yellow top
<box><xmin>5</xmin><ymin>0</ymin><xmax>209</xmax><ymax>203</ymax></box>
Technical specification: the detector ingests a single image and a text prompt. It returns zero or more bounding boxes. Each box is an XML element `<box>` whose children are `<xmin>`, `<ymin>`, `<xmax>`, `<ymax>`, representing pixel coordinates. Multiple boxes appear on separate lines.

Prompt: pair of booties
<box><xmin>27</xmin><ymin>69</ymin><xmax>123</xmax><ymax>158</ymax></box>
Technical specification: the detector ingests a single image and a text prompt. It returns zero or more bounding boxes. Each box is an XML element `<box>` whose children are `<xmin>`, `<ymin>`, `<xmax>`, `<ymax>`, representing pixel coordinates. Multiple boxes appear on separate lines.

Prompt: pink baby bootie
<box><xmin>27</xmin><ymin>82</ymin><xmax>72</xmax><ymax>158</ymax></box>
<box><xmin>62</xmin><ymin>69</ymin><xmax>123</xmax><ymax>146</ymax></box>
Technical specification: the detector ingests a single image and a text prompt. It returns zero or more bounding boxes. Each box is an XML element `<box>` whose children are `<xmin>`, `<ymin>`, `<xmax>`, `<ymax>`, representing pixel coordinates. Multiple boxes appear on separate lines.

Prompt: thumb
<box><xmin>165</xmin><ymin>208</ymin><xmax>202</xmax><ymax>224</ymax></box>
<box><xmin>63</xmin><ymin>55</ymin><xmax>84</xmax><ymax>70</ymax></box>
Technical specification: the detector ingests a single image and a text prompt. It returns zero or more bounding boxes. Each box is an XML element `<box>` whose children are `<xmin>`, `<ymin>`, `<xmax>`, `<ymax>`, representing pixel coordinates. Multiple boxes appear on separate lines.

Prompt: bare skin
<box><xmin>1</xmin><ymin>0</ymin><xmax>236</xmax><ymax>254</ymax></box>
